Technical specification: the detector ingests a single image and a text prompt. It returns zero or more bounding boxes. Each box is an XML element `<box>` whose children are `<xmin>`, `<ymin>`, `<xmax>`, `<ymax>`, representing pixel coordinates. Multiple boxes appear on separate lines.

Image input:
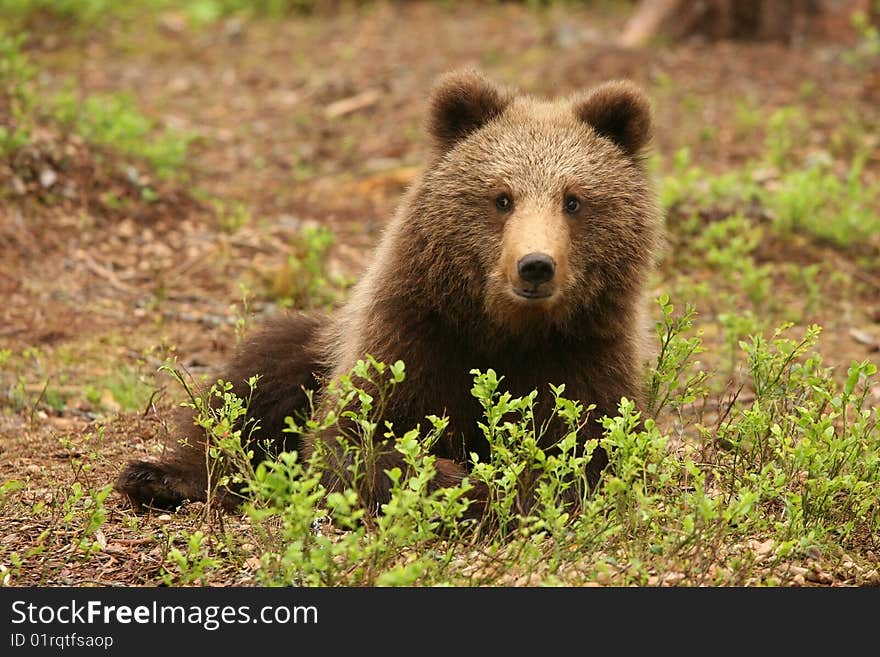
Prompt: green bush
<box><xmin>1</xmin><ymin>35</ymin><xmax>194</xmax><ymax>180</ymax></box>
<box><xmin>159</xmin><ymin>297</ymin><xmax>880</xmax><ymax>586</ymax></box>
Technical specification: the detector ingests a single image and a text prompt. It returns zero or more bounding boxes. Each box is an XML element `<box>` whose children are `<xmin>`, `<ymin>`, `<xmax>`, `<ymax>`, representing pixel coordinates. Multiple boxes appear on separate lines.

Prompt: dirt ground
<box><xmin>2</xmin><ymin>2</ymin><xmax>879</xmax><ymax>585</ymax></box>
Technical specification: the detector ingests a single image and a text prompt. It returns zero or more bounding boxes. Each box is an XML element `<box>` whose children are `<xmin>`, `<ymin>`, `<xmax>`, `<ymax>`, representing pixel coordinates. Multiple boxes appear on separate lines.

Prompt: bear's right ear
<box><xmin>427</xmin><ymin>69</ymin><xmax>512</xmax><ymax>153</ymax></box>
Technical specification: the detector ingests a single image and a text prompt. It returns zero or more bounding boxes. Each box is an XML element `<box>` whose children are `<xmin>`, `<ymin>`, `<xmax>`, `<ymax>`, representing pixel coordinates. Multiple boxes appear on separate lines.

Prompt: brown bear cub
<box><xmin>115</xmin><ymin>69</ymin><xmax>661</xmax><ymax>516</ymax></box>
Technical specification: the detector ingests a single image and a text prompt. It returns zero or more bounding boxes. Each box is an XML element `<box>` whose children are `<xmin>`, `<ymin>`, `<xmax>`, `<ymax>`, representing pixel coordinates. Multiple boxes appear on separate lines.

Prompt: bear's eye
<box><xmin>564</xmin><ymin>195</ymin><xmax>581</xmax><ymax>216</ymax></box>
<box><xmin>495</xmin><ymin>193</ymin><xmax>513</xmax><ymax>212</ymax></box>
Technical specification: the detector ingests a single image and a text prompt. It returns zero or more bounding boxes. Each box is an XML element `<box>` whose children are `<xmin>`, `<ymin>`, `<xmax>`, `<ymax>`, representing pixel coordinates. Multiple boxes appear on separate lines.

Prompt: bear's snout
<box><xmin>496</xmin><ymin>207</ymin><xmax>571</xmax><ymax>308</ymax></box>
<box><xmin>516</xmin><ymin>252</ymin><xmax>556</xmax><ymax>287</ymax></box>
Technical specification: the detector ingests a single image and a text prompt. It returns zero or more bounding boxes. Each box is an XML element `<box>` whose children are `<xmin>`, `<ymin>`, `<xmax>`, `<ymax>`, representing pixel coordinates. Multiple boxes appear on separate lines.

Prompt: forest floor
<box><xmin>1</xmin><ymin>2</ymin><xmax>879</xmax><ymax>586</ymax></box>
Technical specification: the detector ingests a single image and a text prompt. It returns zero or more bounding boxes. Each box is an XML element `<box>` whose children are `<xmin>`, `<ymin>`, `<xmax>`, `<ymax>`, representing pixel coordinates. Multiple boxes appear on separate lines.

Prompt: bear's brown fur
<box><xmin>115</xmin><ymin>69</ymin><xmax>662</xmax><ymax>515</ymax></box>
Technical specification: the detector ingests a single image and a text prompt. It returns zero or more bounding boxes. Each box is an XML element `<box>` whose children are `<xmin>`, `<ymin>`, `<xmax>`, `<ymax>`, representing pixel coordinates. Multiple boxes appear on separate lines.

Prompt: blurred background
<box><xmin>4</xmin><ymin>0</ymin><xmax>878</xmax><ymax>373</ymax></box>
<box><xmin>1</xmin><ymin>1</ymin><xmax>879</xmax><ymax>585</ymax></box>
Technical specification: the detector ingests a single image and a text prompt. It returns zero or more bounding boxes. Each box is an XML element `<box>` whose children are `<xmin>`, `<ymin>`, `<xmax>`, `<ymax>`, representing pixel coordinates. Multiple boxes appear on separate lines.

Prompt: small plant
<box><xmin>244</xmin><ymin>356</ymin><xmax>476</xmax><ymax>586</ymax></box>
<box><xmin>159</xmin><ymin>361</ymin><xmax>263</xmax><ymax>511</ymax></box>
<box><xmin>53</xmin><ymin>90</ymin><xmax>194</xmax><ymax>178</ymax></box>
<box><xmin>59</xmin><ymin>482</ymin><xmax>112</xmax><ymax>558</ymax></box>
<box><xmin>691</xmin><ymin>214</ymin><xmax>772</xmax><ymax>309</ymax></box>
<box><xmin>233</xmin><ymin>282</ymin><xmax>254</xmax><ymax>344</ymax></box>
<box><xmin>212</xmin><ymin>198</ymin><xmax>252</xmax><ymax>234</ymax></box>
<box><xmin>789</xmin><ymin>263</ymin><xmax>821</xmax><ymax>318</ymax></box>
<box><xmin>648</xmin><ymin>294</ymin><xmax>707</xmax><ymax>416</ymax></box>
<box><xmin>764</xmin><ymin>107</ymin><xmax>808</xmax><ymax>172</ymax></box>
<box><xmin>0</xmin><ymin>346</ymin><xmax>68</xmax><ymax>415</ymax></box>
<box><xmin>732</xmin><ymin>96</ymin><xmax>763</xmax><ymax>132</ymax></box>
<box><xmin>659</xmin><ymin>147</ymin><xmax>757</xmax><ymax>217</ymax></box>
<box><xmin>659</xmin><ymin>147</ymin><xmax>702</xmax><ymax>211</ymax></box>
<box><xmin>661</xmin><ymin>103</ymin><xmax>879</xmax><ymax>262</ymax></box>
<box><xmin>2</xmin><ymin>34</ymin><xmax>195</xmax><ymax>195</ymax></box>
<box><xmin>767</xmin><ymin>154</ymin><xmax>879</xmax><ymax>249</ymax></box>
<box><xmin>1</xmin><ymin>551</ymin><xmax>24</xmax><ymax>586</ymax></box>
<box><xmin>162</xmin><ymin>530</ymin><xmax>221</xmax><ymax>586</ymax></box>
<box><xmin>0</xmin><ymin>480</ymin><xmax>24</xmax><ymax>511</ymax></box>
<box><xmin>715</xmin><ymin>324</ymin><xmax>880</xmax><ymax>549</ymax></box>
<box><xmin>269</xmin><ymin>225</ymin><xmax>345</xmax><ymax>308</ymax></box>
<box><xmin>84</xmin><ymin>366</ymin><xmax>155</xmax><ymax>413</ymax></box>
<box><xmin>844</xmin><ymin>8</ymin><xmax>880</xmax><ymax>67</ymax></box>
<box><xmin>0</xmin><ymin>33</ymin><xmax>34</xmax><ymax>155</ymax></box>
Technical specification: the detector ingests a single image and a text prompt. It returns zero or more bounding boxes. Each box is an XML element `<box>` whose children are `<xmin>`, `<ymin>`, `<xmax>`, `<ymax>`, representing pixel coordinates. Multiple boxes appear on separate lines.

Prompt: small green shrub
<box><xmin>58</xmin><ymin>482</ymin><xmax>113</xmax><ymax>558</ymax></box>
<box><xmin>692</xmin><ymin>214</ymin><xmax>772</xmax><ymax>307</ymax></box>
<box><xmin>661</xmin><ymin>110</ymin><xmax>880</xmax><ymax>257</ymax></box>
<box><xmin>84</xmin><ymin>366</ymin><xmax>155</xmax><ymax>413</ymax></box>
<box><xmin>53</xmin><ymin>90</ymin><xmax>194</xmax><ymax>178</ymax></box>
<box><xmin>647</xmin><ymin>294</ymin><xmax>707</xmax><ymax>416</ymax></box>
<box><xmin>269</xmin><ymin>225</ymin><xmax>347</xmax><ymax>308</ymax></box>
<box><xmin>768</xmin><ymin>154</ymin><xmax>879</xmax><ymax>249</ymax></box>
<box><xmin>0</xmin><ymin>33</ymin><xmax>34</xmax><ymax>155</ymax></box>
<box><xmin>2</xmin><ymin>35</ymin><xmax>194</xmax><ymax>182</ymax></box>
<box><xmin>162</xmin><ymin>530</ymin><xmax>221</xmax><ymax>586</ymax></box>
<box><xmin>764</xmin><ymin>107</ymin><xmax>808</xmax><ymax>172</ymax></box>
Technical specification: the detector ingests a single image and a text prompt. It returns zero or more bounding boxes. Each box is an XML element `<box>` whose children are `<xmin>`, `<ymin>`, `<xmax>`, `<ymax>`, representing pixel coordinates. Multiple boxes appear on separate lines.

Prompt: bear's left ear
<box><xmin>428</xmin><ymin>69</ymin><xmax>513</xmax><ymax>153</ymax></box>
<box><xmin>572</xmin><ymin>80</ymin><xmax>652</xmax><ymax>157</ymax></box>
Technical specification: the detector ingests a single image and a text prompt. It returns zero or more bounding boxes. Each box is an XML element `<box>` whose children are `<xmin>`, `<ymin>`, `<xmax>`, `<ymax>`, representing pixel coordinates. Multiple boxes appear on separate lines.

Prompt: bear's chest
<box><xmin>384</xmin><ymin>344</ymin><xmax>599</xmax><ymax>461</ymax></box>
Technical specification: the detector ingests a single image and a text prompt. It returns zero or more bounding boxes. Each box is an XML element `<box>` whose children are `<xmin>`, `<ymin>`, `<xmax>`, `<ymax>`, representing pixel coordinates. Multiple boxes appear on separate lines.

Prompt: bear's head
<box><xmin>402</xmin><ymin>69</ymin><xmax>661</xmax><ymax>342</ymax></box>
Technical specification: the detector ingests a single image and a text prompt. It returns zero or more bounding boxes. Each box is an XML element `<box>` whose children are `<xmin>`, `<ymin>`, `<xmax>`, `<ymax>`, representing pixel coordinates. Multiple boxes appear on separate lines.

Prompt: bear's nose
<box><xmin>517</xmin><ymin>252</ymin><xmax>556</xmax><ymax>286</ymax></box>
